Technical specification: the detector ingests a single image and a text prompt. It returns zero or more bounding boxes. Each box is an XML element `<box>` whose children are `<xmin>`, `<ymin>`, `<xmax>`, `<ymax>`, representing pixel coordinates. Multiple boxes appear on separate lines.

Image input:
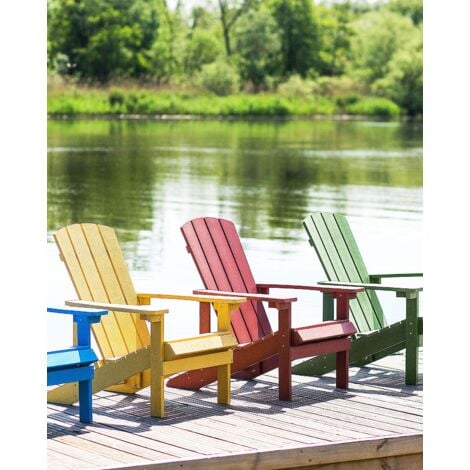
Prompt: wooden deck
<box><xmin>47</xmin><ymin>349</ymin><xmax>423</xmax><ymax>469</ymax></box>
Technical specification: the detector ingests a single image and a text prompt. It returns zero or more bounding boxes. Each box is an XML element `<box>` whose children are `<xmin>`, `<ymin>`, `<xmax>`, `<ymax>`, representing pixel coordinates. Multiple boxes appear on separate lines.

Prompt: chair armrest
<box><xmin>65</xmin><ymin>300</ymin><xmax>169</xmax><ymax>320</ymax></box>
<box><xmin>369</xmin><ymin>273</ymin><xmax>423</xmax><ymax>283</ymax></box>
<box><xmin>256</xmin><ymin>283</ymin><xmax>364</xmax><ymax>297</ymax></box>
<box><xmin>47</xmin><ymin>306</ymin><xmax>108</xmax><ymax>325</ymax></box>
<box><xmin>137</xmin><ymin>292</ymin><xmax>246</xmax><ymax>306</ymax></box>
<box><xmin>318</xmin><ymin>281</ymin><xmax>422</xmax><ymax>298</ymax></box>
<box><xmin>192</xmin><ymin>289</ymin><xmax>297</xmax><ymax>304</ymax></box>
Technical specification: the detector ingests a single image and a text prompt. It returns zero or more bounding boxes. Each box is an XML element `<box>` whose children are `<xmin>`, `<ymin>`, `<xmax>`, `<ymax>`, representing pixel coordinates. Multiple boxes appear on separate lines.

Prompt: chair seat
<box><xmin>47</xmin><ymin>346</ymin><xmax>99</xmax><ymax>370</ymax></box>
<box><xmin>291</xmin><ymin>320</ymin><xmax>357</xmax><ymax>346</ymax></box>
<box><xmin>164</xmin><ymin>332</ymin><xmax>238</xmax><ymax>360</ymax></box>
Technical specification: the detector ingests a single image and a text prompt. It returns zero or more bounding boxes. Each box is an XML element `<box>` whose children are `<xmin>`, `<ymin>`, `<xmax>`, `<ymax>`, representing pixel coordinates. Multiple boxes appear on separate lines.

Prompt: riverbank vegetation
<box><xmin>47</xmin><ymin>0</ymin><xmax>422</xmax><ymax>117</ymax></box>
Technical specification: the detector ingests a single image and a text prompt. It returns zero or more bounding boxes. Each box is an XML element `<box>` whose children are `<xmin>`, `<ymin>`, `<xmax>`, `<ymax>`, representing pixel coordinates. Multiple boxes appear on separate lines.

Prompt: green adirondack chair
<box><xmin>292</xmin><ymin>212</ymin><xmax>423</xmax><ymax>384</ymax></box>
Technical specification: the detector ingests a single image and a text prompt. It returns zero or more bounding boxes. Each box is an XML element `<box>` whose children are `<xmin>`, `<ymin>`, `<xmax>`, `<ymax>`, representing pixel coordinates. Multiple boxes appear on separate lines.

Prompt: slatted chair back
<box><xmin>303</xmin><ymin>212</ymin><xmax>386</xmax><ymax>332</ymax></box>
<box><xmin>181</xmin><ymin>217</ymin><xmax>273</xmax><ymax>344</ymax></box>
<box><xmin>54</xmin><ymin>224</ymin><xmax>150</xmax><ymax>360</ymax></box>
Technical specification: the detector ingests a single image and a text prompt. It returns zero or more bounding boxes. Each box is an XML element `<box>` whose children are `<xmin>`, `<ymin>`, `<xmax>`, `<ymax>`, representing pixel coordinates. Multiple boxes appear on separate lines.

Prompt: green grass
<box><xmin>47</xmin><ymin>88</ymin><xmax>402</xmax><ymax>117</ymax></box>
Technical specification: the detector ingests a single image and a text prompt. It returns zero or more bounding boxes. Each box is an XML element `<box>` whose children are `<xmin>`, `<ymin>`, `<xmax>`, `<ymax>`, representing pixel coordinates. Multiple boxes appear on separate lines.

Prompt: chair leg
<box><xmin>151</xmin><ymin>374</ymin><xmax>165</xmax><ymax>418</ymax></box>
<box><xmin>217</xmin><ymin>364</ymin><xmax>231</xmax><ymax>405</ymax></box>
<box><xmin>279</xmin><ymin>354</ymin><xmax>292</xmax><ymax>401</ymax></box>
<box><xmin>336</xmin><ymin>350</ymin><xmax>349</xmax><ymax>389</ymax></box>
<box><xmin>405</xmin><ymin>296</ymin><xmax>419</xmax><ymax>385</ymax></box>
<box><xmin>277</xmin><ymin>302</ymin><xmax>292</xmax><ymax>401</ymax></box>
<box><xmin>78</xmin><ymin>378</ymin><xmax>93</xmax><ymax>423</ymax></box>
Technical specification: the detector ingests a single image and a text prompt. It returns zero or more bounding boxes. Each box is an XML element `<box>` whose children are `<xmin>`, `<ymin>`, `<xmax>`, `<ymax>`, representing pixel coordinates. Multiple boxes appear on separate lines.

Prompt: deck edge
<box><xmin>95</xmin><ymin>433</ymin><xmax>423</xmax><ymax>470</ymax></box>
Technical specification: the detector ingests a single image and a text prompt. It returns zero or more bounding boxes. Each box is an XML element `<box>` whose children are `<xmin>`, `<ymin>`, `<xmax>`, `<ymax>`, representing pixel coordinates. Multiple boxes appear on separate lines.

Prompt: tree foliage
<box><xmin>234</xmin><ymin>7</ymin><xmax>281</xmax><ymax>89</ymax></box>
<box><xmin>48</xmin><ymin>0</ymin><xmax>159</xmax><ymax>82</ymax></box>
<box><xmin>47</xmin><ymin>0</ymin><xmax>423</xmax><ymax>114</ymax></box>
<box><xmin>270</xmin><ymin>0</ymin><xmax>322</xmax><ymax>77</ymax></box>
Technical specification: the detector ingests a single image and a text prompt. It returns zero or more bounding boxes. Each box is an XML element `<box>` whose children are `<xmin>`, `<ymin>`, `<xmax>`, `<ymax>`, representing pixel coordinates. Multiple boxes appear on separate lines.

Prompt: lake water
<box><xmin>47</xmin><ymin>119</ymin><xmax>422</xmax><ymax>350</ymax></box>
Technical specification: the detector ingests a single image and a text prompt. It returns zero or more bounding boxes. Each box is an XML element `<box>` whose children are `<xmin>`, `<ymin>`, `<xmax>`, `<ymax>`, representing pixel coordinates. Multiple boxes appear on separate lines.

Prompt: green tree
<box><xmin>184</xmin><ymin>30</ymin><xmax>223</xmax><ymax>75</ymax></box>
<box><xmin>270</xmin><ymin>0</ymin><xmax>322</xmax><ymax>77</ymax></box>
<box><xmin>234</xmin><ymin>7</ymin><xmax>281</xmax><ymax>90</ymax></box>
<box><xmin>199</xmin><ymin>60</ymin><xmax>240</xmax><ymax>95</ymax></box>
<box><xmin>150</xmin><ymin>0</ymin><xmax>186</xmax><ymax>84</ymax></box>
<box><xmin>387</xmin><ymin>0</ymin><xmax>423</xmax><ymax>25</ymax></box>
<box><xmin>350</xmin><ymin>10</ymin><xmax>416</xmax><ymax>84</ymax></box>
<box><xmin>317</xmin><ymin>2</ymin><xmax>354</xmax><ymax>76</ymax></box>
<box><xmin>373</xmin><ymin>28</ymin><xmax>423</xmax><ymax>114</ymax></box>
<box><xmin>217</xmin><ymin>0</ymin><xmax>256</xmax><ymax>56</ymax></box>
<box><xmin>48</xmin><ymin>0</ymin><xmax>159</xmax><ymax>82</ymax></box>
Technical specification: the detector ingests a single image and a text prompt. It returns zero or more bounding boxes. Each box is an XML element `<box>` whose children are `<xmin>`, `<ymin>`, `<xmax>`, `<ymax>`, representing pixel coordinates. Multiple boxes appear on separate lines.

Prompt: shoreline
<box><xmin>48</xmin><ymin>113</ymin><xmax>422</xmax><ymax>122</ymax></box>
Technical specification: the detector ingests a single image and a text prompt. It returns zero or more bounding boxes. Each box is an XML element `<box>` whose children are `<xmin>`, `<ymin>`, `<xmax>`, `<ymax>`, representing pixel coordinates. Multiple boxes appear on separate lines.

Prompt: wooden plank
<box><xmin>48</xmin><ymin>346</ymin><xmax>152</xmax><ymax>404</ymax></box>
<box><xmin>287</xmin><ymin>374</ymin><xmax>422</xmax><ymax>416</ymax></box>
<box><xmin>252</xmin><ymin>377</ymin><xmax>422</xmax><ymax>430</ymax></box>
<box><xmin>48</xmin><ymin>438</ymin><xmax>123</xmax><ymax>467</ymax></box>
<box><xmin>66</xmin><ymin>224</ymin><xmax>129</xmax><ymax>357</ymax></box>
<box><xmin>95</xmin><ymin>434</ymin><xmax>422</xmax><ymax>470</ymax></box>
<box><xmin>165</xmin><ymin>387</ymin><xmax>378</xmax><ymax>441</ymax></box>
<box><xmin>292</xmin><ymin>319</ymin><xmax>409</xmax><ymax>376</ymax></box>
<box><xmin>291</xmin><ymin>337</ymin><xmax>351</xmax><ymax>360</ymax></box>
<box><xmin>101</xmin><ymin>389</ymin><xmax>368</xmax><ymax>443</ymax></box>
<box><xmin>82</xmin><ymin>223</ymin><xmax>147</xmax><ymax>353</ymax></box>
<box><xmin>164</xmin><ymin>332</ymin><xmax>237</xmax><ymax>360</ymax></box>
<box><xmin>189</xmin><ymin>218</ymin><xmax>253</xmax><ymax>343</ymax></box>
<box><xmin>163</xmin><ymin>350</ymin><xmax>233</xmax><ymax>376</ymax></box>
<box><xmin>47</xmin><ymin>448</ymin><xmax>82</xmax><ymax>469</ymax></box>
<box><xmin>88</xmin><ymin>396</ymin><xmax>257</xmax><ymax>455</ymax></box>
<box><xmin>47</xmin><ymin>406</ymin><xmax>199</xmax><ymax>458</ymax></box>
<box><xmin>291</xmin><ymin>320</ymin><xmax>356</xmax><ymax>345</ymax></box>
<box><xmin>304</xmin><ymin>213</ymin><xmax>372</xmax><ymax>332</ymax></box>
<box><xmin>332</xmin><ymin>213</ymin><xmax>386</xmax><ymax>328</ymax></box>
<box><xmin>48</xmin><ymin>422</ymin><xmax>152</xmax><ymax>465</ymax></box>
<box><xmin>167</xmin><ymin>378</ymin><xmax>419</xmax><ymax>439</ymax></box>
<box><xmin>54</xmin><ymin>226</ymin><xmax>113</xmax><ymax>358</ymax></box>
<box><xmin>210</xmin><ymin>217</ymin><xmax>272</xmax><ymax>339</ymax></box>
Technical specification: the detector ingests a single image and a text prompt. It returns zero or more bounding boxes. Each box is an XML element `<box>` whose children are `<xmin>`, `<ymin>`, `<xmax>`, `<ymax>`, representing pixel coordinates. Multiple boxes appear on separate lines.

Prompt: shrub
<box><xmin>199</xmin><ymin>61</ymin><xmax>240</xmax><ymax>96</ymax></box>
<box><xmin>277</xmin><ymin>74</ymin><xmax>318</xmax><ymax>99</ymax></box>
<box><xmin>312</xmin><ymin>75</ymin><xmax>365</xmax><ymax>97</ymax></box>
<box><xmin>344</xmin><ymin>97</ymin><xmax>401</xmax><ymax>116</ymax></box>
<box><xmin>335</xmin><ymin>94</ymin><xmax>360</xmax><ymax>109</ymax></box>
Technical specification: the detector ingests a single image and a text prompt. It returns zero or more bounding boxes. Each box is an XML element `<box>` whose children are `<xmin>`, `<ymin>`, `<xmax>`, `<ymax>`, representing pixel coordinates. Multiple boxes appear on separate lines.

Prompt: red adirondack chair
<box><xmin>167</xmin><ymin>217</ymin><xmax>364</xmax><ymax>400</ymax></box>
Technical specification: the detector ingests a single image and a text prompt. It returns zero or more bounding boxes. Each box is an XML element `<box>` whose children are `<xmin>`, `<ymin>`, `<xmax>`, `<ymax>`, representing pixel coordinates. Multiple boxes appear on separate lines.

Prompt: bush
<box><xmin>199</xmin><ymin>61</ymin><xmax>240</xmax><ymax>96</ymax></box>
<box><xmin>277</xmin><ymin>74</ymin><xmax>318</xmax><ymax>99</ymax></box>
<box><xmin>335</xmin><ymin>94</ymin><xmax>360</xmax><ymax>109</ymax></box>
<box><xmin>344</xmin><ymin>97</ymin><xmax>401</xmax><ymax>116</ymax></box>
<box><xmin>312</xmin><ymin>75</ymin><xmax>365</xmax><ymax>97</ymax></box>
<box><xmin>109</xmin><ymin>89</ymin><xmax>125</xmax><ymax>108</ymax></box>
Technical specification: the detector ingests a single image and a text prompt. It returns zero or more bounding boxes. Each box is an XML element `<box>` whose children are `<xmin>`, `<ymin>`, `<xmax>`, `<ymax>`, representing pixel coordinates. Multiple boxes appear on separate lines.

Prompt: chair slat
<box><xmin>304</xmin><ymin>213</ymin><xmax>386</xmax><ymax>332</ymax></box>
<box><xmin>211</xmin><ymin>218</ymin><xmax>272</xmax><ymax>339</ymax></box>
<box><xmin>304</xmin><ymin>214</ymin><xmax>372</xmax><ymax>332</ymax></box>
<box><xmin>98</xmin><ymin>225</ymin><xmax>151</xmax><ymax>350</ymax></box>
<box><xmin>333</xmin><ymin>214</ymin><xmax>385</xmax><ymax>329</ymax></box>
<box><xmin>322</xmin><ymin>213</ymin><xmax>383</xmax><ymax>330</ymax></box>
<box><xmin>54</xmin><ymin>226</ymin><xmax>114</xmax><ymax>358</ymax></box>
<box><xmin>56</xmin><ymin>225</ymin><xmax>128</xmax><ymax>357</ymax></box>
<box><xmin>182</xmin><ymin>219</ymin><xmax>252</xmax><ymax>343</ymax></box>
<box><xmin>81</xmin><ymin>224</ymin><xmax>148</xmax><ymax>353</ymax></box>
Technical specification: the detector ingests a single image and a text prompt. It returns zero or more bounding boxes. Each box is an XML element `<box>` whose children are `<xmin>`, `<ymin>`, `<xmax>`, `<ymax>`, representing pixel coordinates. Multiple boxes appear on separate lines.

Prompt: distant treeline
<box><xmin>47</xmin><ymin>0</ymin><xmax>423</xmax><ymax>116</ymax></box>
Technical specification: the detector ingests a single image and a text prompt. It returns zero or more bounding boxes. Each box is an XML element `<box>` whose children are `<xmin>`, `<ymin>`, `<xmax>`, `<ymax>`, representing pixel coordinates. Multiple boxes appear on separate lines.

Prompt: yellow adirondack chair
<box><xmin>47</xmin><ymin>223</ymin><xmax>245</xmax><ymax>417</ymax></box>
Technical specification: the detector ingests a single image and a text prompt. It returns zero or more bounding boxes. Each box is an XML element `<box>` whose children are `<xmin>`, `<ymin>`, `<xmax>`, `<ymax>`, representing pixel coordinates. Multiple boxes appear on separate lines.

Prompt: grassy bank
<box><xmin>48</xmin><ymin>88</ymin><xmax>402</xmax><ymax>118</ymax></box>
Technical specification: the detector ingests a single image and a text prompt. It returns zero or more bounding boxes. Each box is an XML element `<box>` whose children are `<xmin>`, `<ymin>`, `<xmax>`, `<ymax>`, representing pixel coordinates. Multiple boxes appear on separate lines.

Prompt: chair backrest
<box><xmin>181</xmin><ymin>217</ymin><xmax>273</xmax><ymax>344</ymax></box>
<box><xmin>303</xmin><ymin>212</ymin><xmax>386</xmax><ymax>332</ymax></box>
<box><xmin>54</xmin><ymin>223</ymin><xmax>150</xmax><ymax>359</ymax></box>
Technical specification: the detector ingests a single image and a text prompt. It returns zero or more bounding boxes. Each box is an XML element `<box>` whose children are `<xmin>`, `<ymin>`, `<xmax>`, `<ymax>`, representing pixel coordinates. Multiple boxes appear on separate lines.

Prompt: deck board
<box><xmin>48</xmin><ymin>349</ymin><xmax>423</xmax><ymax>469</ymax></box>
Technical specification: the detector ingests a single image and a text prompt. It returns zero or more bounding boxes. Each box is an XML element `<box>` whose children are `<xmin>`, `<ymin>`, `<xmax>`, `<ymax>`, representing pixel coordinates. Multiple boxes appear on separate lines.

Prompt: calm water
<box><xmin>47</xmin><ymin>119</ymin><xmax>422</xmax><ymax>349</ymax></box>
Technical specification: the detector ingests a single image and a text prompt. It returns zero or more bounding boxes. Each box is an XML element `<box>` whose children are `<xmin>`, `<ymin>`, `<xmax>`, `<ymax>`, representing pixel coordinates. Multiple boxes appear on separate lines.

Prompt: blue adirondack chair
<box><xmin>47</xmin><ymin>307</ymin><xmax>107</xmax><ymax>423</ymax></box>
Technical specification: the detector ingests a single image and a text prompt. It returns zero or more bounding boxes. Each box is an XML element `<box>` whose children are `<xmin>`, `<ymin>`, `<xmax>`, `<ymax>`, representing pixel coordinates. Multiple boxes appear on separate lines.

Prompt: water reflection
<box><xmin>48</xmin><ymin>119</ymin><xmax>422</xmax><ymax>250</ymax></box>
<box><xmin>47</xmin><ymin>119</ymin><xmax>422</xmax><ymax>346</ymax></box>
